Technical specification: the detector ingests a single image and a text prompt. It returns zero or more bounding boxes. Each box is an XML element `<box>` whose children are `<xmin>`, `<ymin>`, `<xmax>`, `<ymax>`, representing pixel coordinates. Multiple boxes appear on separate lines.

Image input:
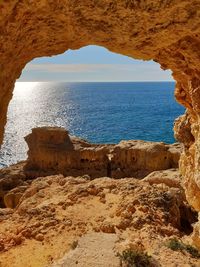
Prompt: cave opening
<box><xmin>0</xmin><ymin>45</ymin><xmax>185</xmax><ymax>168</ymax></box>
<box><xmin>1</xmin><ymin>1</ymin><xmax>200</xmax><ymax>264</ymax></box>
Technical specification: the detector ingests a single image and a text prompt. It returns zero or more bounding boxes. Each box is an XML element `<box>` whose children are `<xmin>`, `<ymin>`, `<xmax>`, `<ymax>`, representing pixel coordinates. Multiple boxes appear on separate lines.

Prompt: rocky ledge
<box><xmin>0</xmin><ymin>127</ymin><xmax>182</xmax><ymax>209</ymax></box>
<box><xmin>24</xmin><ymin>127</ymin><xmax>181</xmax><ymax>179</ymax></box>
<box><xmin>1</xmin><ymin>127</ymin><xmax>200</xmax><ymax>266</ymax></box>
<box><xmin>0</xmin><ymin>173</ymin><xmax>199</xmax><ymax>266</ymax></box>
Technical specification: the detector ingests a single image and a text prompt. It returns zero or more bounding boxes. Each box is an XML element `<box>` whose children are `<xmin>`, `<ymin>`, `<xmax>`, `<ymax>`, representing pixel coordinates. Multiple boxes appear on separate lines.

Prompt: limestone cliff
<box><xmin>24</xmin><ymin>127</ymin><xmax>111</xmax><ymax>178</ymax></box>
<box><xmin>1</xmin><ymin>0</ymin><xmax>200</xmax><ymax>250</ymax></box>
<box><xmin>24</xmin><ymin>127</ymin><xmax>181</xmax><ymax>179</ymax></box>
<box><xmin>0</xmin><ymin>129</ymin><xmax>198</xmax><ymax>266</ymax></box>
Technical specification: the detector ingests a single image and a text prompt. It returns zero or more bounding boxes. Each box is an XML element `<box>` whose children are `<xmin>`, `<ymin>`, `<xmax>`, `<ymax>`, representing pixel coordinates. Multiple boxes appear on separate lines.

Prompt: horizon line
<box><xmin>16</xmin><ymin>80</ymin><xmax>175</xmax><ymax>83</ymax></box>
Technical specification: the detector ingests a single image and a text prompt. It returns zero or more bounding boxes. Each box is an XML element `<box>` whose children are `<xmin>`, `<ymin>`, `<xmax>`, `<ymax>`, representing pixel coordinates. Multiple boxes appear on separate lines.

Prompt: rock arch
<box><xmin>1</xmin><ymin>0</ymin><xmax>200</xmax><ymax>243</ymax></box>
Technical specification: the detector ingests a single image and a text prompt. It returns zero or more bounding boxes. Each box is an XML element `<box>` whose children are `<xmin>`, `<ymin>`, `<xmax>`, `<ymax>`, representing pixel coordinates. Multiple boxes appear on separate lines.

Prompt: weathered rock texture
<box><xmin>111</xmin><ymin>140</ymin><xmax>181</xmax><ymax>178</ymax></box>
<box><xmin>24</xmin><ymin>127</ymin><xmax>111</xmax><ymax>178</ymax></box>
<box><xmin>1</xmin><ymin>0</ymin><xmax>200</xmax><ymax>247</ymax></box>
<box><xmin>0</xmin><ymin>174</ymin><xmax>198</xmax><ymax>267</ymax></box>
<box><xmin>24</xmin><ymin>127</ymin><xmax>181</xmax><ymax>179</ymax></box>
<box><xmin>0</xmin><ymin>162</ymin><xmax>28</xmax><ymax>208</ymax></box>
<box><xmin>0</xmin><ymin>128</ymin><xmax>182</xmax><ymax>210</ymax></box>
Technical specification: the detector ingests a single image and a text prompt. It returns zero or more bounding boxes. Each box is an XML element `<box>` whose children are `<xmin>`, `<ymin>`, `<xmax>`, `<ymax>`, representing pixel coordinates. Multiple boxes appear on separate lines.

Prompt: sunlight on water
<box><xmin>14</xmin><ymin>82</ymin><xmax>40</xmax><ymax>94</ymax></box>
<box><xmin>0</xmin><ymin>82</ymin><xmax>74</xmax><ymax>167</ymax></box>
<box><xmin>0</xmin><ymin>82</ymin><xmax>184</xmax><ymax>167</ymax></box>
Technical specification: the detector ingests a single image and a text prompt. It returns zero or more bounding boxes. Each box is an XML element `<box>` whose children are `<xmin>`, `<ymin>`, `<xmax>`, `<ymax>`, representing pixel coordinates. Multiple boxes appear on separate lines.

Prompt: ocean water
<box><xmin>0</xmin><ymin>82</ymin><xmax>185</xmax><ymax>167</ymax></box>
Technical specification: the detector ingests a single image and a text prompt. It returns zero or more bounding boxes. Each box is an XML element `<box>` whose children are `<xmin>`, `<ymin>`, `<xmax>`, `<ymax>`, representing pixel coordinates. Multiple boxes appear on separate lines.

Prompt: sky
<box><xmin>18</xmin><ymin>45</ymin><xmax>173</xmax><ymax>82</ymax></box>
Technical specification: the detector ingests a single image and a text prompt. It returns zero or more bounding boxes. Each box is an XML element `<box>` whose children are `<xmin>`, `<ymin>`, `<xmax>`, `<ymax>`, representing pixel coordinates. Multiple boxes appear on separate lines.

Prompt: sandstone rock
<box><xmin>143</xmin><ymin>169</ymin><xmax>182</xmax><ymax>189</ymax></box>
<box><xmin>23</xmin><ymin>127</ymin><xmax>182</xmax><ymax>179</ymax></box>
<box><xmin>24</xmin><ymin>127</ymin><xmax>111</xmax><ymax>178</ymax></box>
<box><xmin>0</xmin><ymin>242</ymin><xmax>4</xmax><ymax>252</ymax></box>
<box><xmin>4</xmin><ymin>185</ymin><xmax>27</xmax><ymax>209</ymax></box>
<box><xmin>174</xmin><ymin>112</ymin><xmax>194</xmax><ymax>148</ymax></box>
<box><xmin>51</xmin><ymin>233</ymin><xmax>120</xmax><ymax>267</ymax></box>
<box><xmin>111</xmin><ymin>140</ymin><xmax>182</xmax><ymax>178</ymax></box>
<box><xmin>191</xmin><ymin>219</ymin><xmax>200</xmax><ymax>249</ymax></box>
<box><xmin>100</xmin><ymin>221</ymin><xmax>116</xmax><ymax>233</ymax></box>
<box><xmin>35</xmin><ymin>233</ymin><xmax>44</xmax><ymax>242</ymax></box>
<box><xmin>0</xmin><ymin>0</ymin><xmax>200</xmax><ymax>151</ymax></box>
<box><xmin>1</xmin><ymin>0</ymin><xmax>200</xmax><ymax>254</ymax></box>
<box><xmin>0</xmin><ymin>175</ymin><xmax>198</xmax><ymax>266</ymax></box>
<box><xmin>0</xmin><ymin>162</ymin><xmax>28</xmax><ymax>208</ymax></box>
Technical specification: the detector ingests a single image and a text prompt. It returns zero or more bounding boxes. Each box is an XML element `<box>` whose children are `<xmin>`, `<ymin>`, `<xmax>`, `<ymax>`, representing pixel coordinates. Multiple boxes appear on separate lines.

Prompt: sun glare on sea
<box><xmin>14</xmin><ymin>82</ymin><xmax>40</xmax><ymax>97</ymax></box>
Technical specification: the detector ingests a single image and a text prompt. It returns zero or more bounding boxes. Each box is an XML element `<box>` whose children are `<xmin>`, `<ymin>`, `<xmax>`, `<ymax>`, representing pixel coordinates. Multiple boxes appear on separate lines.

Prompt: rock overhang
<box><xmin>1</xmin><ymin>0</ymin><xmax>200</xmax><ymax>246</ymax></box>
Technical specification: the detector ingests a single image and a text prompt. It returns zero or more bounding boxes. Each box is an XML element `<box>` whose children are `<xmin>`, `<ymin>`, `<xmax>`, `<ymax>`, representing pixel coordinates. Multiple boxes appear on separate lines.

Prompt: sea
<box><xmin>0</xmin><ymin>82</ymin><xmax>185</xmax><ymax>168</ymax></box>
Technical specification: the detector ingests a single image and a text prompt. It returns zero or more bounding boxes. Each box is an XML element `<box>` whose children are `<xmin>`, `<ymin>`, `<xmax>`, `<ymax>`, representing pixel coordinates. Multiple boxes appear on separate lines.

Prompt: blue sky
<box><xmin>18</xmin><ymin>45</ymin><xmax>173</xmax><ymax>82</ymax></box>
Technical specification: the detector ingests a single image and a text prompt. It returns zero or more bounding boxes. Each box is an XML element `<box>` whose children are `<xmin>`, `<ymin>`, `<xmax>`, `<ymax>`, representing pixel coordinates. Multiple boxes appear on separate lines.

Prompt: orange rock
<box><xmin>35</xmin><ymin>233</ymin><xmax>44</xmax><ymax>242</ymax></box>
<box><xmin>1</xmin><ymin>0</ymin><xmax>200</xmax><ymax>257</ymax></box>
<box><xmin>100</xmin><ymin>221</ymin><xmax>116</xmax><ymax>234</ymax></box>
<box><xmin>23</xmin><ymin>127</ymin><xmax>181</xmax><ymax>180</ymax></box>
<box><xmin>24</xmin><ymin>127</ymin><xmax>110</xmax><ymax>178</ymax></box>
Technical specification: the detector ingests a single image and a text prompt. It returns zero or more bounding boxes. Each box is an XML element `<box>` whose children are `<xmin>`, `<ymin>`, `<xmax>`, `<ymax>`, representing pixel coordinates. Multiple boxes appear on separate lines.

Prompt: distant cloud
<box><xmin>18</xmin><ymin>45</ymin><xmax>173</xmax><ymax>82</ymax></box>
<box><xmin>19</xmin><ymin>63</ymin><xmax>173</xmax><ymax>82</ymax></box>
<box><xmin>25</xmin><ymin>64</ymin><xmax>118</xmax><ymax>73</ymax></box>
<box><xmin>25</xmin><ymin>63</ymin><xmax>169</xmax><ymax>72</ymax></box>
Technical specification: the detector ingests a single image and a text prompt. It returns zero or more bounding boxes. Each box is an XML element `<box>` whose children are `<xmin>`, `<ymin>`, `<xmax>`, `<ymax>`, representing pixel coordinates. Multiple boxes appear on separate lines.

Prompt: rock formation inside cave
<box><xmin>1</xmin><ymin>0</ymin><xmax>200</xmax><ymax>246</ymax></box>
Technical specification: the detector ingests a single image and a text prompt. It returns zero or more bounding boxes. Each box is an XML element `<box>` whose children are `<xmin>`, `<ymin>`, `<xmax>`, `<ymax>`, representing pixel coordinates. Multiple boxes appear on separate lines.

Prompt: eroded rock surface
<box><xmin>24</xmin><ymin>127</ymin><xmax>112</xmax><ymax>178</ymax></box>
<box><xmin>0</xmin><ymin>129</ymin><xmax>182</xmax><ymax>210</ymax></box>
<box><xmin>143</xmin><ymin>168</ymin><xmax>182</xmax><ymax>189</ymax></box>
<box><xmin>0</xmin><ymin>175</ymin><xmax>198</xmax><ymax>267</ymax></box>
<box><xmin>24</xmin><ymin>127</ymin><xmax>181</xmax><ymax>179</ymax></box>
<box><xmin>0</xmin><ymin>162</ymin><xmax>28</xmax><ymax>208</ymax></box>
<box><xmin>111</xmin><ymin>140</ymin><xmax>181</xmax><ymax>178</ymax></box>
<box><xmin>51</xmin><ymin>233</ymin><xmax>120</xmax><ymax>267</ymax></box>
<box><xmin>1</xmin><ymin>0</ymin><xmax>200</xmax><ymax>255</ymax></box>
<box><xmin>1</xmin><ymin>1</ymin><xmax>200</xmax><ymax>229</ymax></box>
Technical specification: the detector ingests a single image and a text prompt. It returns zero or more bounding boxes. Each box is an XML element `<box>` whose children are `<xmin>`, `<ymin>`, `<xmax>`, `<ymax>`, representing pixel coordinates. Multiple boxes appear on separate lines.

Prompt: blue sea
<box><xmin>0</xmin><ymin>82</ymin><xmax>185</xmax><ymax>167</ymax></box>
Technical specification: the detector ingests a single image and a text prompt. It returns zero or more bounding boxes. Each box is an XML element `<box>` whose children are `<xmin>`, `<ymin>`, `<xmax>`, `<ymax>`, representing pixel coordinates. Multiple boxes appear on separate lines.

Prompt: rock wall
<box><xmin>111</xmin><ymin>140</ymin><xmax>181</xmax><ymax>178</ymax></box>
<box><xmin>24</xmin><ymin>127</ymin><xmax>181</xmax><ymax>179</ymax></box>
<box><xmin>24</xmin><ymin>127</ymin><xmax>111</xmax><ymax>178</ymax></box>
<box><xmin>1</xmin><ymin>0</ymin><xmax>200</xmax><ymax>245</ymax></box>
